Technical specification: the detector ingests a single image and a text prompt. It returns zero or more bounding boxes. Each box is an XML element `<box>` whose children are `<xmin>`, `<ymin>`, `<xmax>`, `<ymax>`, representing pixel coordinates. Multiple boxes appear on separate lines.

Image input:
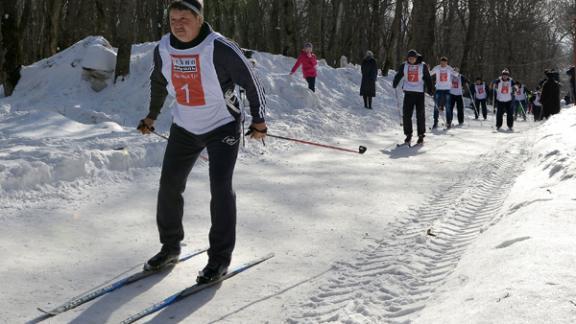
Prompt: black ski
<box><xmin>120</xmin><ymin>253</ymin><xmax>275</xmax><ymax>324</ymax></box>
<box><xmin>37</xmin><ymin>247</ymin><xmax>208</xmax><ymax>316</ymax></box>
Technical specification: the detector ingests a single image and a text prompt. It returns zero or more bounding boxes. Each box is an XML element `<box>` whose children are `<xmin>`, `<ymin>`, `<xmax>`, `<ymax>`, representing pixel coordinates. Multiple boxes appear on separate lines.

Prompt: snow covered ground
<box><xmin>1</xmin><ymin>37</ymin><xmax>575</xmax><ymax>324</ymax></box>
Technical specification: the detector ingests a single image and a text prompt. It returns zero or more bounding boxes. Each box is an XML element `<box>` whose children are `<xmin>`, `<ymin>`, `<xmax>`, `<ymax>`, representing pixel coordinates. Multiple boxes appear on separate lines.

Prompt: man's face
<box><xmin>502</xmin><ymin>74</ymin><xmax>509</xmax><ymax>80</ymax></box>
<box><xmin>440</xmin><ymin>60</ymin><xmax>448</xmax><ymax>67</ymax></box>
<box><xmin>170</xmin><ymin>9</ymin><xmax>202</xmax><ymax>43</ymax></box>
<box><xmin>408</xmin><ymin>56</ymin><xmax>417</xmax><ymax>64</ymax></box>
<box><xmin>304</xmin><ymin>46</ymin><xmax>313</xmax><ymax>53</ymax></box>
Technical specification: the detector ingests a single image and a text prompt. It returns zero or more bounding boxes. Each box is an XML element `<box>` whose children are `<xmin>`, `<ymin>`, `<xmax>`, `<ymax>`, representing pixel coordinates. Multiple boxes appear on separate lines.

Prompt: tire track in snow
<box><xmin>287</xmin><ymin>139</ymin><xmax>530</xmax><ymax>324</ymax></box>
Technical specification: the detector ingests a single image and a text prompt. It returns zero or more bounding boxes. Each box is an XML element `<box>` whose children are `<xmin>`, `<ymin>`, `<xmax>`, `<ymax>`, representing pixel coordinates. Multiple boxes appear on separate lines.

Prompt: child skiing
<box><xmin>513</xmin><ymin>82</ymin><xmax>528</xmax><ymax>121</ymax></box>
<box><xmin>470</xmin><ymin>77</ymin><xmax>489</xmax><ymax>120</ymax></box>
<box><xmin>430</xmin><ymin>57</ymin><xmax>455</xmax><ymax>129</ymax></box>
<box><xmin>449</xmin><ymin>67</ymin><xmax>470</xmax><ymax>126</ymax></box>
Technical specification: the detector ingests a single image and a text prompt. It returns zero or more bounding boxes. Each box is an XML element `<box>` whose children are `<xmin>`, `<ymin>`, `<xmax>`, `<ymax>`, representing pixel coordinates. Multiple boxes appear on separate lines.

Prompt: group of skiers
<box><xmin>383</xmin><ymin>49</ymin><xmax>562</xmax><ymax>146</ymax></box>
<box><xmin>290</xmin><ymin>46</ymin><xmax>563</xmax><ymax>147</ymax></box>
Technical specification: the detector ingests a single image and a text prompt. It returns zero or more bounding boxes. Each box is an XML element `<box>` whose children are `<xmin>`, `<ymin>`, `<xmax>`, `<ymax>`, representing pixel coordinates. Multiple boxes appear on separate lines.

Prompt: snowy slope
<box><xmin>1</xmin><ymin>36</ymin><xmax>575</xmax><ymax>324</ymax></box>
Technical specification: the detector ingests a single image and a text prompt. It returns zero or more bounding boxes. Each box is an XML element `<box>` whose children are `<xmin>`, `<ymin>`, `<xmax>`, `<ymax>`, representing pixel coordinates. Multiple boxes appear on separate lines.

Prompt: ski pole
<box><xmin>470</xmin><ymin>96</ymin><xmax>483</xmax><ymax>127</ymax></box>
<box><xmin>151</xmin><ymin>130</ymin><xmax>168</xmax><ymax>140</ymax></box>
<box><xmin>267</xmin><ymin>133</ymin><xmax>367</xmax><ymax>154</ymax></box>
<box><xmin>518</xmin><ymin>100</ymin><xmax>532</xmax><ymax>126</ymax></box>
<box><xmin>394</xmin><ymin>88</ymin><xmax>403</xmax><ymax>126</ymax></box>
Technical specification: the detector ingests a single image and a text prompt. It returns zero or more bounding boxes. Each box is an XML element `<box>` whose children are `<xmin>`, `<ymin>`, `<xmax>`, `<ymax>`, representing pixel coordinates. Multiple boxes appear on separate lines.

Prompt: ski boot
<box><xmin>416</xmin><ymin>135</ymin><xmax>424</xmax><ymax>145</ymax></box>
<box><xmin>197</xmin><ymin>262</ymin><xmax>229</xmax><ymax>284</ymax></box>
<box><xmin>144</xmin><ymin>246</ymin><xmax>180</xmax><ymax>271</ymax></box>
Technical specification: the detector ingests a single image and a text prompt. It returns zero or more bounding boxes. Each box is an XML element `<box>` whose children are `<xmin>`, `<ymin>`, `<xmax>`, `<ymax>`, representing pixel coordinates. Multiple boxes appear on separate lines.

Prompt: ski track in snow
<box><xmin>287</xmin><ymin>138</ymin><xmax>530</xmax><ymax>324</ymax></box>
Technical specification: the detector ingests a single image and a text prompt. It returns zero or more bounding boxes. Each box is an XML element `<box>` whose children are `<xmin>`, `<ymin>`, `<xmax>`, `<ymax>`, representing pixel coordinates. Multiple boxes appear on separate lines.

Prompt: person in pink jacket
<box><xmin>290</xmin><ymin>42</ymin><xmax>318</xmax><ymax>92</ymax></box>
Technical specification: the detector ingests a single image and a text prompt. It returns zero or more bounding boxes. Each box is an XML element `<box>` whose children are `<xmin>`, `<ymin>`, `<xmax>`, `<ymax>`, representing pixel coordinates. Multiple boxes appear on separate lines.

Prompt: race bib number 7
<box><xmin>501</xmin><ymin>84</ymin><xmax>509</xmax><ymax>94</ymax></box>
<box><xmin>407</xmin><ymin>65</ymin><xmax>419</xmax><ymax>82</ymax></box>
<box><xmin>171</xmin><ymin>54</ymin><xmax>206</xmax><ymax>106</ymax></box>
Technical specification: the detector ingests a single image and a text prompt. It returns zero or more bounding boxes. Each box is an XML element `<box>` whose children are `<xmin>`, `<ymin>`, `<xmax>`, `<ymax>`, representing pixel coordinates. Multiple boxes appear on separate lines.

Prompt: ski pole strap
<box><xmin>245</xmin><ymin>126</ymin><xmax>268</xmax><ymax>136</ymax></box>
<box><xmin>137</xmin><ymin>119</ymin><xmax>154</xmax><ymax>132</ymax></box>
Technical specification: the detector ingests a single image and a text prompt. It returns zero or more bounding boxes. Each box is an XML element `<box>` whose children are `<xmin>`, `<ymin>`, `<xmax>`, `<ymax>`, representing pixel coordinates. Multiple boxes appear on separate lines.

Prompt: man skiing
<box><xmin>449</xmin><ymin>67</ymin><xmax>469</xmax><ymax>127</ymax></box>
<box><xmin>137</xmin><ymin>0</ymin><xmax>268</xmax><ymax>284</ymax></box>
<box><xmin>430</xmin><ymin>57</ymin><xmax>455</xmax><ymax>129</ymax></box>
<box><xmin>392</xmin><ymin>49</ymin><xmax>433</xmax><ymax>145</ymax></box>
<box><xmin>470</xmin><ymin>77</ymin><xmax>489</xmax><ymax>120</ymax></box>
<box><xmin>491</xmin><ymin>69</ymin><xmax>515</xmax><ymax>131</ymax></box>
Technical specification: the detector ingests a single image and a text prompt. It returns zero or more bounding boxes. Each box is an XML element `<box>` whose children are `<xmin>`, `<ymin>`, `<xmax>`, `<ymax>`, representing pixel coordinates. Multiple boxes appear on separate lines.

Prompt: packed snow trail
<box><xmin>287</xmin><ymin>136</ymin><xmax>531</xmax><ymax>323</ymax></box>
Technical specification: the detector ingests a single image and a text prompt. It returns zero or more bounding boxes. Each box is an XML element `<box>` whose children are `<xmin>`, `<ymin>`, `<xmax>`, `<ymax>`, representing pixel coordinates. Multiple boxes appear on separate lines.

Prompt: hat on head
<box><xmin>407</xmin><ymin>49</ymin><xmax>419</xmax><ymax>58</ymax></box>
<box><xmin>366</xmin><ymin>50</ymin><xmax>374</xmax><ymax>57</ymax></box>
<box><xmin>304</xmin><ymin>42</ymin><xmax>313</xmax><ymax>48</ymax></box>
<box><xmin>501</xmin><ymin>69</ymin><xmax>510</xmax><ymax>75</ymax></box>
<box><xmin>174</xmin><ymin>0</ymin><xmax>203</xmax><ymax>16</ymax></box>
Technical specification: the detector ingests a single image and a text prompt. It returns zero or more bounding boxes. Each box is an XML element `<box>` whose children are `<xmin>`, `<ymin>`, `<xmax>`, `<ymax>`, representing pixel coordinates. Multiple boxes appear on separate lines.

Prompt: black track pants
<box><xmin>156</xmin><ymin>122</ymin><xmax>239</xmax><ymax>266</ymax></box>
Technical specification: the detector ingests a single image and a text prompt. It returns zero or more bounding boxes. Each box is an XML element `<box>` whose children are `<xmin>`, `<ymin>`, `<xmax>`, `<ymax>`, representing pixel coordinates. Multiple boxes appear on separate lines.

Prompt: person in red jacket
<box><xmin>290</xmin><ymin>42</ymin><xmax>318</xmax><ymax>92</ymax></box>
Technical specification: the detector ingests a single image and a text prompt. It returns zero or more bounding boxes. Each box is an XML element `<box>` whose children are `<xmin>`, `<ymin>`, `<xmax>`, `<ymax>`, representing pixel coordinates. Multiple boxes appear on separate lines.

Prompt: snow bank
<box><xmin>81</xmin><ymin>44</ymin><xmax>117</xmax><ymax>72</ymax></box>
<box><xmin>0</xmin><ymin>36</ymin><xmax>403</xmax><ymax>196</ymax></box>
<box><xmin>415</xmin><ymin>109</ymin><xmax>576</xmax><ymax>324</ymax></box>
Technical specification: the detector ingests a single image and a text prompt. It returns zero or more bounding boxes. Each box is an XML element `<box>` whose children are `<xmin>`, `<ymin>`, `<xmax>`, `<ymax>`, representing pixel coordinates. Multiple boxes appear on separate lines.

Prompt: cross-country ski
<box><xmin>36</xmin><ymin>247</ymin><xmax>208</xmax><ymax>317</ymax></box>
<box><xmin>120</xmin><ymin>253</ymin><xmax>274</xmax><ymax>324</ymax></box>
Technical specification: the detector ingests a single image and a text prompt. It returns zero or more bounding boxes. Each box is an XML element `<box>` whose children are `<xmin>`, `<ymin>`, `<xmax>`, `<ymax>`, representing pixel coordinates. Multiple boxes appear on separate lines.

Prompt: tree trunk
<box><xmin>383</xmin><ymin>0</ymin><xmax>404</xmax><ymax>76</ymax></box>
<box><xmin>282</xmin><ymin>0</ymin><xmax>299</xmax><ymax>57</ymax></box>
<box><xmin>460</xmin><ymin>0</ymin><xmax>479</xmax><ymax>75</ymax></box>
<box><xmin>1</xmin><ymin>0</ymin><xmax>29</xmax><ymax>96</ymax></box>
<box><xmin>409</xmin><ymin>0</ymin><xmax>437</xmax><ymax>63</ymax></box>
<box><xmin>46</xmin><ymin>0</ymin><xmax>64</xmax><ymax>55</ymax></box>
<box><xmin>270</xmin><ymin>0</ymin><xmax>282</xmax><ymax>54</ymax></box>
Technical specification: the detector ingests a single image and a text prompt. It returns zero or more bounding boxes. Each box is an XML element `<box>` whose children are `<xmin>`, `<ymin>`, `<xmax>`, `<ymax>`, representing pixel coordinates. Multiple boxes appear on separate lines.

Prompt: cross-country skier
<box><xmin>491</xmin><ymin>69</ymin><xmax>516</xmax><ymax>131</ymax></box>
<box><xmin>430</xmin><ymin>57</ymin><xmax>455</xmax><ymax>129</ymax></box>
<box><xmin>449</xmin><ymin>67</ymin><xmax>469</xmax><ymax>127</ymax></box>
<box><xmin>470</xmin><ymin>77</ymin><xmax>489</xmax><ymax>120</ymax></box>
<box><xmin>137</xmin><ymin>0</ymin><xmax>268</xmax><ymax>284</ymax></box>
<box><xmin>530</xmin><ymin>86</ymin><xmax>543</xmax><ymax>120</ymax></box>
<box><xmin>513</xmin><ymin>81</ymin><xmax>528</xmax><ymax>121</ymax></box>
<box><xmin>392</xmin><ymin>49</ymin><xmax>434</xmax><ymax>145</ymax></box>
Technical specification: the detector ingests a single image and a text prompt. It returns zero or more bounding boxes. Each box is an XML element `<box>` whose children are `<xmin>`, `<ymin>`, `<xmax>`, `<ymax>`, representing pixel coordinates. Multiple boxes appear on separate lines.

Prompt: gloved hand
<box><xmin>245</xmin><ymin>122</ymin><xmax>268</xmax><ymax>140</ymax></box>
<box><xmin>137</xmin><ymin>117</ymin><xmax>155</xmax><ymax>134</ymax></box>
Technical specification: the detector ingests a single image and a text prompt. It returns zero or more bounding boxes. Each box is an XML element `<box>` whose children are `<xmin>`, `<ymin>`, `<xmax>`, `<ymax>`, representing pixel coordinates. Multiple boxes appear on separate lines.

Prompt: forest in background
<box><xmin>1</xmin><ymin>0</ymin><xmax>575</xmax><ymax>96</ymax></box>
